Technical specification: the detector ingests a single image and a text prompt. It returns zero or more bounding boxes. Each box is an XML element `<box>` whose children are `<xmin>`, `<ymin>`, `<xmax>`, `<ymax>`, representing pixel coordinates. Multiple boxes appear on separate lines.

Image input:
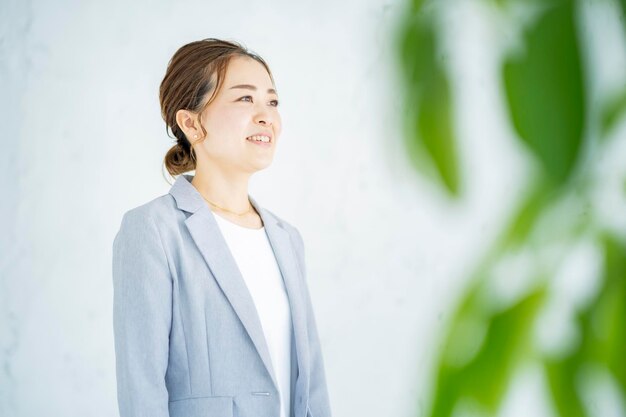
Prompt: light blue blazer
<box><xmin>112</xmin><ymin>174</ymin><xmax>332</xmax><ymax>417</ymax></box>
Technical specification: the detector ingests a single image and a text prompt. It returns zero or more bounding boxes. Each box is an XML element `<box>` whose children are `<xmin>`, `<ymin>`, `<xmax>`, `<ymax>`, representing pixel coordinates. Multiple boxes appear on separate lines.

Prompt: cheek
<box><xmin>274</xmin><ymin>113</ymin><xmax>283</xmax><ymax>135</ymax></box>
<box><xmin>221</xmin><ymin>108</ymin><xmax>245</xmax><ymax>122</ymax></box>
<box><xmin>206</xmin><ymin>108</ymin><xmax>248</xmax><ymax>136</ymax></box>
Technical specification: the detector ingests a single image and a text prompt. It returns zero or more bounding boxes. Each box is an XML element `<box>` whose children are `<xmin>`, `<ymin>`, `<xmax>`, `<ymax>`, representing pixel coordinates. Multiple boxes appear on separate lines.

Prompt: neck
<box><xmin>191</xmin><ymin>165</ymin><xmax>252</xmax><ymax>213</ymax></box>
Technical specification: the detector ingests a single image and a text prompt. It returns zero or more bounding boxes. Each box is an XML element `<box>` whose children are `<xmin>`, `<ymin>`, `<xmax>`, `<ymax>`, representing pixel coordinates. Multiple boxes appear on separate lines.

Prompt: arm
<box><xmin>293</xmin><ymin>228</ymin><xmax>333</xmax><ymax>417</ymax></box>
<box><xmin>112</xmin><ymin>210</ymin><xmax>172</xmax><ymax>417</ymax></box>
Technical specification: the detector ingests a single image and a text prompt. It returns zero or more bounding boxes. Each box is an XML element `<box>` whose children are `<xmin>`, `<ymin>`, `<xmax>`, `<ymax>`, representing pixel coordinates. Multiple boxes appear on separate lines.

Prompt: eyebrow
<box><xmin>228</xmin><ymin>84</ymin><xmax>278</xmax><ymax>95</ymax></box>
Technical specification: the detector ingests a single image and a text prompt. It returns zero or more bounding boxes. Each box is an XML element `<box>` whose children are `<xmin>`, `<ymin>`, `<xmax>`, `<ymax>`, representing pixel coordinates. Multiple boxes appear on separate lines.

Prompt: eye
<box><xmin>238</xmin><ymin>96</ymin><xmax>279</xmax><ymax>107</ymax></box>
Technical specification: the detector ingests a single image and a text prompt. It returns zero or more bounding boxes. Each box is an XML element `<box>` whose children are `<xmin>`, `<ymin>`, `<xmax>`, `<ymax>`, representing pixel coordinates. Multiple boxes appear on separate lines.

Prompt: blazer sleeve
<box><xmin>112</xmin><ymin>210</ymin><xmax>173</xmax><ymax>417</ymax></box>
<box><xmin>292</xmin><ymin>228</ymin><xmax>333</xmax><ymax>417</ymax></box>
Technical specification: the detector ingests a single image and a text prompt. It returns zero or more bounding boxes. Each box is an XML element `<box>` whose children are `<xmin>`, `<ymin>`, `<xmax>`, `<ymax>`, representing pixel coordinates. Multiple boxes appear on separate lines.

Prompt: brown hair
<box><xmin>159</xmin><ymin>38</ymin><xmax>275</xmax><ymax>178</ymax></box>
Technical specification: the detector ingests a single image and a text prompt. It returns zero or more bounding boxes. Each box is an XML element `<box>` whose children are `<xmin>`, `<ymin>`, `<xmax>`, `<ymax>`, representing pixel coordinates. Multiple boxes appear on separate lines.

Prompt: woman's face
<box><xmin>194</xmin><ymin>55</ymin><xmax>282</xmax><ymax>175</ymax></box>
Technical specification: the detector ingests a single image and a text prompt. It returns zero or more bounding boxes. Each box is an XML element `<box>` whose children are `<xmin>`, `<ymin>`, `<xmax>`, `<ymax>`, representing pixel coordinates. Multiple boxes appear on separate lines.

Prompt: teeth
<box><xmin>247</xmin><ymin>135</ymin><xmax>270</xmax><ymax>143</ymax></box>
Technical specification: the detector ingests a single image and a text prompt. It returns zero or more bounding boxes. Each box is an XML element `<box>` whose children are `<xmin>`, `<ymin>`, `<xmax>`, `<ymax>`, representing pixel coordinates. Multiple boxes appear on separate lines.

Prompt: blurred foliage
<box><xmin>398</xmin><ymin>0</ymin><xmax>461</xmax><ymax>195</ymax></box>
<box><xmin>546</xmin><ymin>234</ymin><xmax>626</xmax><ymax>417</ymax></box>
<box><xmin>395</xmin><ymin>0</ymin><xmax>626</xmax><ymax>416</ymax></box>
<box><xmin>431</xmin><ymin>285</ymin><xmax>547</xmax><ymax>416</ymax></box>
<box><xmin>502</xmin><ymin>0</ymin><xmax>585</xmax><ymax>186</ymax></box>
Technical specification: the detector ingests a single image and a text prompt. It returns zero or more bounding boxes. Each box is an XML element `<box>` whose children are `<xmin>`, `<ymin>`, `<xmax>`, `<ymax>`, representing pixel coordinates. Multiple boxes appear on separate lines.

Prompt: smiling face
<box><xmin>192</xmin><ymin>55</ymin><xmax>282</xmax><ymax>175</ymax></box>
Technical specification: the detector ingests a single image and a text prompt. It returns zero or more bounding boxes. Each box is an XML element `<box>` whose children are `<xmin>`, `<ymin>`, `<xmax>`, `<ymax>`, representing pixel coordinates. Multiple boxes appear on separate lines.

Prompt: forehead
<box><xmin>222</xmin><ymin>56</ymin><xmax>274</xmax><ymax>91</ymax></box>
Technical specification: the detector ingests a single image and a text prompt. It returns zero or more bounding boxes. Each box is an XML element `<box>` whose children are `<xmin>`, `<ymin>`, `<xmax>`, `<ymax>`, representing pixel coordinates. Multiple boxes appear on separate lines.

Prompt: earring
<box><xmin>193</xmin><ymin>134</ymin><xmax>198</xmax><ymax>139</ymax></box>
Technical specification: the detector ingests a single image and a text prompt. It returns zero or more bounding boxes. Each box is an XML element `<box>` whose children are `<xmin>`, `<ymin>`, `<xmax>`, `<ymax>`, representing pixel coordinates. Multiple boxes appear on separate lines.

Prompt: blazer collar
<box><xmin>168</xmin><ymin>174</ymin><xmax>311</xmax><ymax>394</ymax></box>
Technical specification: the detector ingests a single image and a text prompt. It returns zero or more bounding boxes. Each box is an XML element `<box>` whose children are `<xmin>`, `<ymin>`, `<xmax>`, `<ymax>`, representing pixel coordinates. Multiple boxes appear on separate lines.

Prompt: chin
<box><xmin>249</xmin><ymin>159</ymin><xmax>274</xmax><ymax>172</ymax></box>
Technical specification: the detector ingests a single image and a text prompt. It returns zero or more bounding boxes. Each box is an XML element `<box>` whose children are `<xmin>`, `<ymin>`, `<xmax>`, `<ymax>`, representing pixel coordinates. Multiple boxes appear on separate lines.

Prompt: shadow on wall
<box><xmin>394</xmin><ymin>0</ymin><xmax>626</xmax><ymax>415</ymax></box>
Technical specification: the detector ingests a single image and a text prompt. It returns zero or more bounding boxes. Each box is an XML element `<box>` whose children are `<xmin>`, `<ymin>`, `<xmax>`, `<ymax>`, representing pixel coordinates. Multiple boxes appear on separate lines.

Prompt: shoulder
<box><xmin>118</xmin><ymin>194</ymin><xmax>178</xmax><ymax>227</ymax></box>
<box><xmin>114</xmin><ymin>194</ymin><xmax>180</xmax><ymax>249</ymax></box>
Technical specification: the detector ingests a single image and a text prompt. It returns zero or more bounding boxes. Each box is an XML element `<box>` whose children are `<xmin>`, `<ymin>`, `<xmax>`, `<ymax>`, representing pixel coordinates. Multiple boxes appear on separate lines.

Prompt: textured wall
<box><xmin>1</xmin><ymin>0</ymin><xmax>625</xmax><ymax>416</ymax></box>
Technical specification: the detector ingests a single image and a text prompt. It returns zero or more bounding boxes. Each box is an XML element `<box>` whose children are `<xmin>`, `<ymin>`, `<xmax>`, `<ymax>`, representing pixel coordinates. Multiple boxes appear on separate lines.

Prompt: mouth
<box><xmin>245</xmin><ymin>134</ymin><xmax>273</xmax><ymax>147</ymax></box>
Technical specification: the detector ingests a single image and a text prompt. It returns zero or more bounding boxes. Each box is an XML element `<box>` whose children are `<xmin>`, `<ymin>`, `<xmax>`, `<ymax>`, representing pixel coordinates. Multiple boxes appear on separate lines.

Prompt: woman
<box><xmin>112</xmin><ymin>38</ymin><xmax>332</xmax><ymax>417</ymax></box>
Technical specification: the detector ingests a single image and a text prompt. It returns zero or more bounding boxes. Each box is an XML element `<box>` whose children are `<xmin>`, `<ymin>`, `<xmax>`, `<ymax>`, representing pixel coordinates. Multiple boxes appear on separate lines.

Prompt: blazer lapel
<box><xmin>257</xmin><ymin>198</ymin><xmax>311</xmax><ymax>389</ymax></box>
<box><xmin>168</xmin><ymin>174</ymin><xmax>310</xmax><ymax>394</ymax></box>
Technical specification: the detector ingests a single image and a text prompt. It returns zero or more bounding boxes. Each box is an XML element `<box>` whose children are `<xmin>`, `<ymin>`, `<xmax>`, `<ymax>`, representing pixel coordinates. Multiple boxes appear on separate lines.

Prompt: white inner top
<box><xmin>213</xmin><ymin>212</ymin><xmax>293</xmax><ymax>417</ymax></box>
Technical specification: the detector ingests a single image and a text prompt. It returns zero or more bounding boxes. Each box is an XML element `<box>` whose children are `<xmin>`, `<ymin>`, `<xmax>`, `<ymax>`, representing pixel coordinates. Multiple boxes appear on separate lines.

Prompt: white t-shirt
<box><xmin>213</xmin><ymin>212</ymin><xmax>293</xmax><ymax>417</ymax></box>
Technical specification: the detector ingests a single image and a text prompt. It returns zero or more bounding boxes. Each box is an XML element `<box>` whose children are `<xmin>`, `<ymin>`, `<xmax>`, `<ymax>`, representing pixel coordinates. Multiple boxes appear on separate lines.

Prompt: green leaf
<box><xmin>397</xmin><ymin>5</ymin><xmax>461</xmax><ymax>196</ymax></box>
<box><xmin>428</xmin><ymin>285</ymin><xmax>546</xmax><ymax>417</ymax></box>
<box><xmin>544</xmin><ymin>233</ymin><xmax>625</xmax><ymax>416</ymax></box>
<box><xmin>545</xmin><ymin>358</ymin><xmax>587</xmax><ymax>417</ymax></box>
<box><xmin>502</xmin><ymin>0</ymin><xmax>586</xmax><ymax>186</ymax></box>
<box><xmin>416</xmin><ymin>69</ymin><xmax>459</xmax><ymax>195</ymax></box>
<box><xmin>593</xmin><ymin>234</ymin><xmax>626</xmax><ymax>389</ymax></box>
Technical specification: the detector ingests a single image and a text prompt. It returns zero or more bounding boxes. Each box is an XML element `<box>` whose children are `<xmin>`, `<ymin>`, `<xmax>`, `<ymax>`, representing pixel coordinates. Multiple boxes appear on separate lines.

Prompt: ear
<box><xmin>175</xmin><ymin>109</ymin><xmax>202</xmax><ymax>140</ymax></box>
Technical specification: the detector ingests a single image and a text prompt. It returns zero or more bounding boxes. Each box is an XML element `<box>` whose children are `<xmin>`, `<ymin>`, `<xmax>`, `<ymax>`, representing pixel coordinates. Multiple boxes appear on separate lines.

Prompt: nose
<box><xmin>253</xmin><ymin>106</ymin><xmax>274</xmax><ymax>127</ymax></box>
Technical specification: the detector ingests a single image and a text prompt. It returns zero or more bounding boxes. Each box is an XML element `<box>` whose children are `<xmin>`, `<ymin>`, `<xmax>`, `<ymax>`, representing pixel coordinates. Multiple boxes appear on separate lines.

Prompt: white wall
<box><xmin>1</xmin><ymin>0</ymin><xmax>625</xmax><ymax>416</ymax></box>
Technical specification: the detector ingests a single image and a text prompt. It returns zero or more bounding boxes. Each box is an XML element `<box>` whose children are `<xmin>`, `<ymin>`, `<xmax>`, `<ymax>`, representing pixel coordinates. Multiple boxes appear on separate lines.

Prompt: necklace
<box><xmin>200</xmin><ymin>194</ymin><xmax>253</xmax><ymax>217</ymax></box>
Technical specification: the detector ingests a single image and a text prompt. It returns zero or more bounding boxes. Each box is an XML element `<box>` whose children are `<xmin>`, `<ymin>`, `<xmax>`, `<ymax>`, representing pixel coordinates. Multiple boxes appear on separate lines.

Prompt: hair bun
<box><xmin>164</xmin><ymin>141</ymin><xmax>195</xmax><ymax>176</ymax></box>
